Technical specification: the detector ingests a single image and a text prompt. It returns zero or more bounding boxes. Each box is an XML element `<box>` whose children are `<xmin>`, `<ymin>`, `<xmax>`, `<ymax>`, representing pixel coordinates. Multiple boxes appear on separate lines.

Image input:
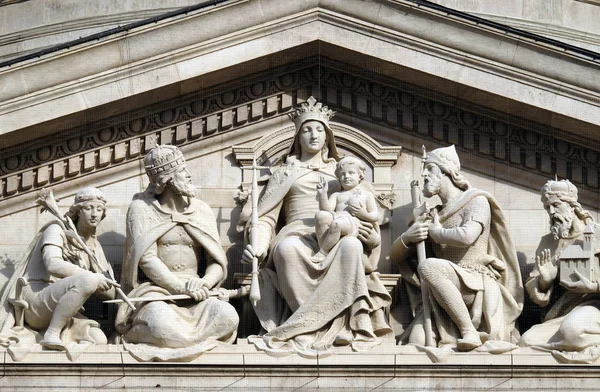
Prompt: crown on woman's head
<box><xmin>289</xmin><ymin>96</ymin><xmax>335</xmax><ymax>129</ymax></box>
<box><xmin>144</xmin><ymin>144</ymin><xmax>186</xmax><ymax>178</ymax></box>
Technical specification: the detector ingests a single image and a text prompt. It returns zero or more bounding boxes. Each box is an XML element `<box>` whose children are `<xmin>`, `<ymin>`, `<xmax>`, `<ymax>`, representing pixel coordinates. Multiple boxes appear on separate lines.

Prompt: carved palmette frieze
<box><xmin>0</xmin><ymin>57</ymin><xmax>598</xmax><ymax>205</ymax></box>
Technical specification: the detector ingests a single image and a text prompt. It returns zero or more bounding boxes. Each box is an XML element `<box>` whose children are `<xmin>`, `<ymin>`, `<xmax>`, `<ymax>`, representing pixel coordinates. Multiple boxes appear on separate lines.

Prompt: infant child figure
<box><xmin>312</xmin><ymin>156</ymin><xmax>379</xmax><ymax>263</ymax></box>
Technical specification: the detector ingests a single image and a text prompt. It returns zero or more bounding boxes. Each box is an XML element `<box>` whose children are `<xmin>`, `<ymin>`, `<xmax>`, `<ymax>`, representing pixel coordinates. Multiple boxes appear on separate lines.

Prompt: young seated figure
<box><xmin>312</xmin><ymin>156</ymin><xmax>379</xmax><ymax>263</ymax></box>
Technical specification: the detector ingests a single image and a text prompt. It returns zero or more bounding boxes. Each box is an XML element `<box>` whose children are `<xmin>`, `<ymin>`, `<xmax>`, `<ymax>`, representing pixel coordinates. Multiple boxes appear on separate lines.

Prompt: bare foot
<box><xmin>311</xmin><ymin>251</ymin><xmax>327</xmax><ymax>264</ymax></box>
<box><xmin>41</xmin><ymin>331</ymin><xmax>65</xmax><ymax>351</ymax></box>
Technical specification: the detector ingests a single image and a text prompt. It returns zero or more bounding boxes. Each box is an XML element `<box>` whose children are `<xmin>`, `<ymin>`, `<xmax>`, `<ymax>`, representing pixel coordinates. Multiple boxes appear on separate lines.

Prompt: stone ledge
<box><xmin>1</xmin><ymin>344</ymin><xmax>599</xmax><ymax>390</ymax></box>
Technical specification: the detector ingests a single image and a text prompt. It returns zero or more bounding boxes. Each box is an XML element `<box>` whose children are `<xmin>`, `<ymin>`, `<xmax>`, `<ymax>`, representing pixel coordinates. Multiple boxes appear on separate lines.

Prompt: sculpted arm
<box><xmin>43</xmin><ymin>245</ymin><xmax>86</xmax><ymax>277</ymax></box>
<box><xmin>138</xmin><ymin>244</ymin><xmax>186</xmax><ymax>293</ymax></box>
<box><xmin>42</xmin><ymin>225</ymin><xmax>88</xmax><ymax>278</ymax></box>
<box><xmin>354</xmin><ymin>192</ymin><xmax>379</xmax><ymax>222</ymax></box>
<box><xmin>525</xmin><ymin>247</ymin><xmax>556</xmax><ymax>306</ymax></box>
<box><xmin>317</xmin><ymin>176</ymin><xmax>335</xmax><ymax>212</ymax></box>
<box><xmin>429</xmin><ymin>220</ymin><xmax>483</xmax><ymax>247</ymax></box>
<box><xmin>201</xmin><ymin>261</ymin><xmax>224</xmax><ymax>289</ymax></box>
<box><xmin>429</xmin><ymin>196</ymin><xmax>487</xmax><ymax>247</ymax></box>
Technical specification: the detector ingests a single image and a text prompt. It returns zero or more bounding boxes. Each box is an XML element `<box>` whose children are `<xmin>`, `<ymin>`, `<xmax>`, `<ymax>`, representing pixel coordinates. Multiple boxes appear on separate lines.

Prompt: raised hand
<box><xmin>536</xmin><ymin>248</ymin><xmax>558</xmax><ymax>290</ymax></box>
<box><xmin>316</xmin><ymin>176</ymin><xmax>328</xmax><ymax>194</ymax></box>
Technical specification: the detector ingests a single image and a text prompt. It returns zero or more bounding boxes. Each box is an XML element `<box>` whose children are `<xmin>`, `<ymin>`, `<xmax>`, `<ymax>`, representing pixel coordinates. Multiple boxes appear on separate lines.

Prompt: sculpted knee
<box><xmin>417</xmin><ymin>258</ymin><xmax>443</xmax><ymax>282</ymax></box>
<box><xmin>339</xmin><ymin>236</ymin><xmax>362</xmax><ymax>253</ymax></box>
<box><xmin>221</xmin><ymin>303</ymin><xmax>240</xmax><ymax>330</ymax></box>
<box><xmin>73</xmin><ymin>272</ymin><xmax>102</xmax><ymax>296</ymax></box>
<box><xmin>330</xmin><ymin>220</ymin><xmax>341</xmax><ymax>232</ymax></box>
<box><xmin>315</xmin><ymin>210</ymin><xmax>332</xmax><ymax>224</ymax></box>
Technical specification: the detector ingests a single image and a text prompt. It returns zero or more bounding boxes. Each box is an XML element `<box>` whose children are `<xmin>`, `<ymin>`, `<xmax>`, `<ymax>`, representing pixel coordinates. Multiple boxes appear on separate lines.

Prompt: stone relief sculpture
<box><xmin>0</xmin><ymin>188</ymin><xmax>117</xmax><ymax>360</ymax></box>
<box><xmin>312</xmin><ymin>156</ymin><xmax>380</xmax><ymax>264</ymax></box>
<box><xmin>114</xmin><ymin>145</ymin><xmax>239</xmax><ymax>361</ymax></box>
<box><xmin>519</xmin><ymin>179</ymin><xmax>600</xmax><ymax>363</ymax></box>
<box><xmin>390</xmin><ymin>145</ymin><xmax>523</xmax><ymax>355</ymax></box>
<box><xmin>240</xmin><ymin>97</ymin><xmax>393</xmax><ymax>357</ymax></box>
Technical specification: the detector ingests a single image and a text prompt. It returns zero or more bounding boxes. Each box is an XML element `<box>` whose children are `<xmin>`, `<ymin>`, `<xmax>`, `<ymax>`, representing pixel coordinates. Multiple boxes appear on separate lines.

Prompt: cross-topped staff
<box><xmin>241</xmin><ymin>157</ymin><xmax>269</xmax><ymax>306</ymax></box>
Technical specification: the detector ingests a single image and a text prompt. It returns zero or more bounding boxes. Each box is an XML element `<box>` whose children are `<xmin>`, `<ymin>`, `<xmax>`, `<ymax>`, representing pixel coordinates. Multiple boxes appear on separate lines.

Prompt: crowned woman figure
<box><xmin>241</xmin><ymin>97</ymin><xmax>393</xmax><ymax>357</ymax></box>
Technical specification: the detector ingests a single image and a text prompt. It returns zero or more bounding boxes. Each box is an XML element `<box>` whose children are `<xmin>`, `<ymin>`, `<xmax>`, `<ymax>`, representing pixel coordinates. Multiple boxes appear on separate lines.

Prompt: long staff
<box><xmin>412</xmin><ymin>145</ymin><xmax>434</xmax><ymax>347</ymax></box>
<box><xmin>241</xmin><ymin>158</ymin><xmax>269</xmax><ymax>306</ymax></box>
<box><xmin>37</xmin><ymin>188</ymin><xmax>136</xmax><ymax>311</ymax></box>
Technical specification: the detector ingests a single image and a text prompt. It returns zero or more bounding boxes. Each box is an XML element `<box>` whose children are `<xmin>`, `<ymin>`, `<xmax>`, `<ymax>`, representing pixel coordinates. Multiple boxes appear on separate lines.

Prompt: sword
<box><xmin>104</xmin><ymin>286</ymin><xmax>249</xmax><ymax>304</ymax></box>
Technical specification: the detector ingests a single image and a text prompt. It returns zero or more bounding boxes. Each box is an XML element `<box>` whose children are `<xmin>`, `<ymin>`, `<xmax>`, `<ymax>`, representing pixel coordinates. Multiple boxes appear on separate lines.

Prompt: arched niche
<box><xmin>232</xmin><ymin>122</ymin><xmax>402</xmax><ymax>210</ymax></box>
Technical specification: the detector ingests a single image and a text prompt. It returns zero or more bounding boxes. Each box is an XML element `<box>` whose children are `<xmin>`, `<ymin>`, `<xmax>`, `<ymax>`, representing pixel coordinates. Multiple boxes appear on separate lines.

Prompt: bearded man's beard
<box><xmin>423</xmin><ymin>176</ymin><xmax>442</xmax><ymax>198</ymax></box>
<box><xmin>550</xmin><ymin>209</ymin><xmax>574</xmax><ymax>240</ymax></box>
<box><xmin>170</xmin><ymin>179</ymin><xmax>197</xmax><ymax>198</ymax></box>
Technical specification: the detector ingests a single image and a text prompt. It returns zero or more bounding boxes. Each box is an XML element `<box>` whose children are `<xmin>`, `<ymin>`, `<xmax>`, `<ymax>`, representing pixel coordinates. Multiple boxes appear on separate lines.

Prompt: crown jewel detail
<box><xmin>289</xmin><ymin>96</ymin><xmax>335</xmax><ymax>129</ymax></box>
<box><xmin>144</xmin><ymin>145</ymin><xmax>185</xmax><ymax>178</ymax></box>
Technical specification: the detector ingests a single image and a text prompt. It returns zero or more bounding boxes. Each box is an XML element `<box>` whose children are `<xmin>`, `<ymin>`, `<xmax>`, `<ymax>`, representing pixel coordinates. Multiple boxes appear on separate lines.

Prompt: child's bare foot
<box><xmin>41</xmin><ymin>331</ymin><xmax>65</xmax><ymax>351</ymax></box>
<box><xmin>311</xmin><ymin>251</ymin><xmax>327</xmax><ymax>264</ymax></box>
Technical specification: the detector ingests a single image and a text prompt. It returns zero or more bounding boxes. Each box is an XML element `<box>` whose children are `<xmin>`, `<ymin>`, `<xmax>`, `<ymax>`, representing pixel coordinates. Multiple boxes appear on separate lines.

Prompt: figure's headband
<box><xmin>288</xmin><ymin>96</ymin><xmax>335</xmax><ymax>130</ymax></box>
<box><xmin>144</xmin><ymin>145</ymin><xmax>186</xmax><ymax>179</ymax></box>
<box><xmin>73</xmin><ymin>187</ymin><xmax>106</xmax><ymax>206</ymax></box>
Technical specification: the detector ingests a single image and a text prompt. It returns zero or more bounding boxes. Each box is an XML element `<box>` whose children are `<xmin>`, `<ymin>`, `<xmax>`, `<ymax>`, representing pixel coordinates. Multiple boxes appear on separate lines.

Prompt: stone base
<box><xmin>2</xmin><ymin>342</ymin><xmax>600</xmax><ymax>391</ymax></box>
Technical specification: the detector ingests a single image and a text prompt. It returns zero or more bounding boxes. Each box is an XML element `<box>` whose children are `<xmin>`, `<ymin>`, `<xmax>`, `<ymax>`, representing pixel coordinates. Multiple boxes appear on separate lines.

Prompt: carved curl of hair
<box><xmin>335</xmin><ymin>156</ymin><xmax>367</xmax><ymax>181</ymax></box>
<box><xmin>437</xmin><ymin>164</ymin><xmax>471</xmax><ymax>191</ymax></box>
<box><xmin>567</xmin><ymin>199</ymin><xmax>595</xmax><ymax>224</ymax></box>
<box><xmin>65</xmin><ymin>194</ymin><xmax>107</xmax><ymax>223</ymax></box>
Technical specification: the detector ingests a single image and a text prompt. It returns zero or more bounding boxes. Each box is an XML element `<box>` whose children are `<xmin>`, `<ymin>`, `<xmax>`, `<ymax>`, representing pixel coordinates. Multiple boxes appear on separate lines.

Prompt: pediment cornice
<box><xmin>0</xmin><ymin>58</ymin><xmax>598</xmax><ymax>217</ymax></box>
<box><xmin>0</xmin><ymin>0</ymin><xmax>598</xmax><ymax>143</ymax></box>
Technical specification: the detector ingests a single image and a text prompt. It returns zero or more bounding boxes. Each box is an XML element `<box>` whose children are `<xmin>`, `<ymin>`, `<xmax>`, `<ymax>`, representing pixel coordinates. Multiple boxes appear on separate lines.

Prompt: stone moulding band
<box><xmin>0</xmin><ymin>59</ymin><xmax>598</xmax><ymax>207</ymax></box>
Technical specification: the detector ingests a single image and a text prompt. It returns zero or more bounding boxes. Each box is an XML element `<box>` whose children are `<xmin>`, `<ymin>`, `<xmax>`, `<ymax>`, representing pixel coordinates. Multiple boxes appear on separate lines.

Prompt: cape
<box><xmin>120</xmin><ymin>191</ymin><xmax>229</xmax><ymax>295</ymax></box>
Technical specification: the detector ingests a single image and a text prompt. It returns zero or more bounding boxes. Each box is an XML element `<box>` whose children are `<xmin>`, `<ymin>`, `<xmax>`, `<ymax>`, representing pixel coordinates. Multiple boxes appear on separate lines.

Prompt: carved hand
<box><xmin>402</xmin><ymin>220</ymin><xmax>430</xmax><ymax>246</ymax></box>
<box><xmin>95</xmin><ymin>273</ymin><xmax>113</xmax><ymax>292</ymax></box>
<box><xmin>347</xmin><ymin>200</ymin><xmax>365</xmax><ymax>218</ymax></box>
<box><xmin>536</xmin><ymin>248</ymin><xmax>558</xmax><ymax>290</ymax></box>
<box><xmin>561</xmin><ymin>270</ymin><xmax>600</xmax><ymax>294</ymax></box>
<box><xmin>185</xmin><ymin>277</ymin><xmax>210</xmax><ymax>302</ymax></box>
<box><xmin>316</xmin><ymin>176</ymin><xmax>328</xmax><ymax>194</ymax></box>
<box><xmin>241</xmin><ymin>243</ymin><xmax>266</xmax><ymax>264</ymax></box>
<box><xmin>427</xmin><ymin>211</ymin><xmax>443</xmax><ymax>243</ymax></box>
<box><xmin>357</xmin><ymin>221</ymin><xmax>380</xmax><ymax>249</ymax></box>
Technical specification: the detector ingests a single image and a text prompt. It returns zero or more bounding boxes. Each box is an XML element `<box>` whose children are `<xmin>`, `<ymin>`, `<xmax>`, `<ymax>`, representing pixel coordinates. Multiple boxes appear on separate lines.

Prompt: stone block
<box><xmin>191</xmin><ymin>119</ymin><xmax>203</xmax><ymax>139</ymax></box>
<box><xmin>175</xmin><ymin>124</ymin><xmax>188</xmax><ymax>143</ymax></box>
<box><xmin>6</xmin><ymin>175</ymin><xmax>18</xmax><ymax>195</ymax></box>
<box><xmin>266</xmin><ymin>96</ymin><xmax>278</xmax><ymax>116</ymax></box>
<box><xmin>36</xmin><ymin>166</ymin><xmax>49</xmax><ymax>186</ymax></box>
<box><xmin>21</xmin><ymin>171</ymin><xmax>34</xmax><ymax>191</ymax></box>
<box><xmin>114</xmin><ymin>142</ymin><xmax>126</xmax><ymax>162</ymax></box>
<box><xmin>98</xmin><ymin>147</ymin><xmax>111</xmax><ymax>167</ymax></box>
<box><xmin>129</xmin><ymin>138</ymin><xmax>141</xmax><ymax>158</ymax></box>
<box><xmin>206</xmin><ymin>115</ymin><xmax>218</xmax><ymax>135</ymax></box>
<box><xmin>221</xmin><ymin>110</ymin><xmax>233</xmax><ymax>130</ymax></box>
<box><xmin>281</xmin><ymin>93</ymin><xmax>292</xmax><ymax>111</ymax></box>
<box><xmin>235</xmin><ymin>105</ymin><xmax>248</xmax><ymax>125</ymax></box>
